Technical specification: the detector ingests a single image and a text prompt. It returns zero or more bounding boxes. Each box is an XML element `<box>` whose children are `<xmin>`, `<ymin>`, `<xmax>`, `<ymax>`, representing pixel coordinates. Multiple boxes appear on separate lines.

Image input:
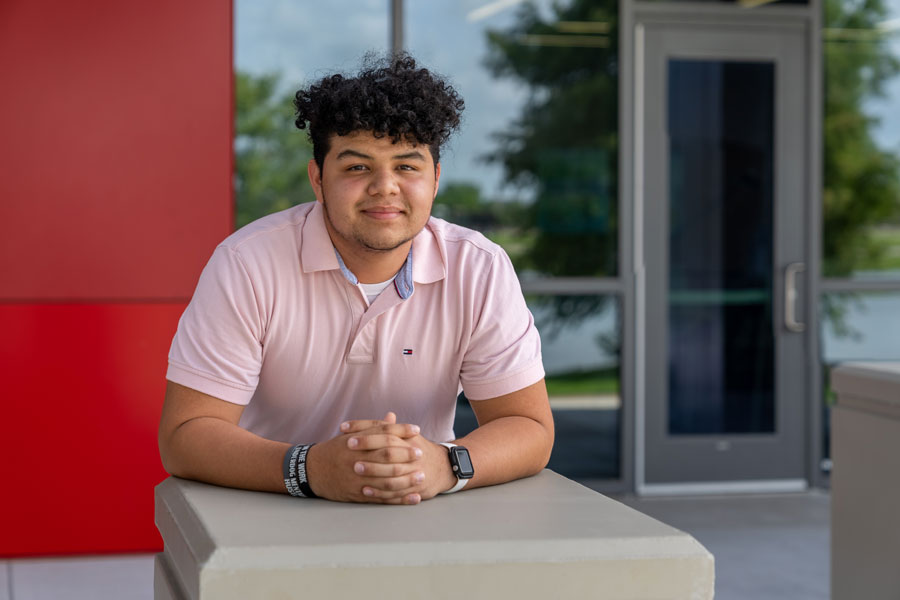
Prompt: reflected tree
<box><xmin>823</xmin><ymin>0</ymin><xmax>900</xmax><ymax>277</ymax></box>
<box><xmin>235</xmin><ymin>72</ymin><xmax>315</xmax><ymax>229</ymax></box>
<box><xmin>822</xmin><ymin>0</ymin><xmax>900</xmax><ymax>340</ymax></box>
<box><xmin>484</xmin><ymin>0</ymin><xmax>618</xmax><ymax>338</ymax></box>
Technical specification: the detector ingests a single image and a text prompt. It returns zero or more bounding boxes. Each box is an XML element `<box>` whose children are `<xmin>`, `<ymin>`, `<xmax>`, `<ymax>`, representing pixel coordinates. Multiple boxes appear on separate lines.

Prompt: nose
<box><xmin>367</xmin><ymin>168</ymin><xmax>400</xmax><ymax>197</ymax></box>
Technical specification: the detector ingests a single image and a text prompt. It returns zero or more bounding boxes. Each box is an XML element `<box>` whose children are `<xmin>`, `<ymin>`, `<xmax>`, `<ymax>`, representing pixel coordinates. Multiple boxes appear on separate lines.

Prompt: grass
<box><xmin>545</xmin><ymin>367</ymin><xmax>619</xmax><ymax>396</ymax></box>
<box><xmin>868</xmin><ymin>226</ymin><xmax>900</xmax><ymax>271</ymax></box>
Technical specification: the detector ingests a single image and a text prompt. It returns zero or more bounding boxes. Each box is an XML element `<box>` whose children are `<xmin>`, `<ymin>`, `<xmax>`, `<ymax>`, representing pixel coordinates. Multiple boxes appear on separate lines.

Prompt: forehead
<box><xmin>327</xmin><ymin>131</ymin><xmax>433</xmax><ymax>161</ymax></box>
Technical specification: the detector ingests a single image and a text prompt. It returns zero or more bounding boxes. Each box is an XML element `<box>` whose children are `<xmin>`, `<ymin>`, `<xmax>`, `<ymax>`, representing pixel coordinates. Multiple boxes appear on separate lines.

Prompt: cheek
<box><xmin>406</xmin><ymin>181</ymin><xmax>437</xmax><ymax>203</ymax></box>
<box><xmin>324</xmin><ymin>178</ymin><xmax>362</xmax><ymax>203</ymax></box>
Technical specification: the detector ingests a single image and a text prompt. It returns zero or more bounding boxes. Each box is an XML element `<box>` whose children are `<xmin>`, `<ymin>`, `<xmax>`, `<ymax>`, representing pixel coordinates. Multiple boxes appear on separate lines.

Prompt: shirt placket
<box><xmin>346</xmin><ymin>287</ymin><xmax>404</xmax><ymax>365</ymax></box>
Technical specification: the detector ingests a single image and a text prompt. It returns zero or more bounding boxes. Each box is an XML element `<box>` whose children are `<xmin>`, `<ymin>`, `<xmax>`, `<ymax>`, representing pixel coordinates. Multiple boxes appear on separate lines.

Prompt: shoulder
<box><xmin>195</xmin><ymin>203</ymin><xmax>316</xmax><ymax>288</ymax></box>
<box><xmin>426</xmin><ymin>216</ymin><xmax>508</xmax><ymax>267</ymax></box>
<box><xmin>206</xmin><ymin>203</ymin><xmax>316</xmax><ymax>280</ymax></box>
<box><xmin>220</xmin><ymin>203</ymin><xmax>315</xmax><ymax>255</ymax></box>
<box><xmin>424</xmin><ymin>217</ymin><xmax>521</xmax><ymax>302</ymax></box>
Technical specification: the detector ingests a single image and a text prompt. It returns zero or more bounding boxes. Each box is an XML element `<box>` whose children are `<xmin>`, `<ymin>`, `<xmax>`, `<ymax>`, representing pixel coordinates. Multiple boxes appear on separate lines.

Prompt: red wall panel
<box><xmin>0</xmin><ymin>0</ymin><xmax>232</xmax><ymax>556</ymax></box>
<box><xmin>0</xmin><ymin>1</ymin><xmax>232</xmax><ymax>301</ymax></box>
<box><xmin>0</xmin><ymin>304</ymin><xmax>186</xmax><ymax>556</ymax></box>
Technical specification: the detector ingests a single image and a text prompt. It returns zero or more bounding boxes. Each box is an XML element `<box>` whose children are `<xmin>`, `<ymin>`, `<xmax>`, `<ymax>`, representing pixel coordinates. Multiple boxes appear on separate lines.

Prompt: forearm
<box><xmin>160</xmin><ymin>416</ymin><xmax>291</xmax><ymax>494</ymax></box>
<box><xmin>456</xmin><ymin>413</ymin><xmax>553</xmax><ymax>490</ymax></box>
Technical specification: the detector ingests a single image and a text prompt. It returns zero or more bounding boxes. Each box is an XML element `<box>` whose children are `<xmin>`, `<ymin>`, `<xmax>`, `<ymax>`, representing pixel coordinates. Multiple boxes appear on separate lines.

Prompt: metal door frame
<box><xmin>619</xmin><ymin>0</ymin><xmax>823</xmax><ymax>494</ymax></box>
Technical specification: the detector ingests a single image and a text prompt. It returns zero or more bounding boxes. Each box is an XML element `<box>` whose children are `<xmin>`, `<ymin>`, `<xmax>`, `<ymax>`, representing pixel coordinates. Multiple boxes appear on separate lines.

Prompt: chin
<box><xmin>361</xmin><ymin>238</ymin><xmax>412</xmax><ymax>253</ymax></box>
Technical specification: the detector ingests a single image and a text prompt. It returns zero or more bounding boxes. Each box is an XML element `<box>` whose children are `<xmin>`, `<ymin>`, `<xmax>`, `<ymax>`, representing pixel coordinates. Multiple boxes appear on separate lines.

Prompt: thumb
<box><xmin>383</xmin><ymin>411</ymin><xmax>397</xmax><ymax>424</ymax></box>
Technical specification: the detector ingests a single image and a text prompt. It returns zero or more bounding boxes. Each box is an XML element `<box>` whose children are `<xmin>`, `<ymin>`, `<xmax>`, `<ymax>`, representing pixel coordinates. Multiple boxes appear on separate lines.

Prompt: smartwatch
<box><xmin>439</xmin><ymin>442</ymin><xmax>474</xmax><ymax>494</ymax></box>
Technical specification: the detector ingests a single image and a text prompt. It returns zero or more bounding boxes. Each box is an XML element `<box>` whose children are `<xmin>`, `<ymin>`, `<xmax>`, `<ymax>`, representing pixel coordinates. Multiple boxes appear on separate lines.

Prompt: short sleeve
<box><xmin>166</xmin><ymin>245</ymin><xmax>264</xmax><ymax>404</ymax></box>
<box><xmin>460</xmin><ymin>249</ymin><xmax>545</xmax><ymax>400</ymax></box>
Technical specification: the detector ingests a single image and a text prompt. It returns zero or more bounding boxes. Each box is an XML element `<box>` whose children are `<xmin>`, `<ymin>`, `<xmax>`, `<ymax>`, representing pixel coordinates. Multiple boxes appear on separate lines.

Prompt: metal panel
<box><xmin>0</xmin><ymin>302</ymin><xmax>185</xmax><ymax>556</ymax></box>
<box><xmin>0</xmin><ymin>0</ymin><xmax>232</xmax><ymax>302</ymax></box>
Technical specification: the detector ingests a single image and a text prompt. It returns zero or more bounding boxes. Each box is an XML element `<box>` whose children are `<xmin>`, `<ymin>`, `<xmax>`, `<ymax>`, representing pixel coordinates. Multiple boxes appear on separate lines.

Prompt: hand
<box><xmin>341</xmin><ymin>415</ymin><xmax>457</xmax><ymax>504</ymax></box>
<box><xmin>304</xmin><ymin>412</ymin><xmax>424</xmax><ymax>504</ymax></box>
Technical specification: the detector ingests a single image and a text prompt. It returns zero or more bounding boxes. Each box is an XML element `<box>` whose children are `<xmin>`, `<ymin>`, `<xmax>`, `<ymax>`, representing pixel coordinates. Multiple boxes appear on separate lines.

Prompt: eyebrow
<box><xmin>334</xmin><ymin>149</ymin><xmax>427</xmax><ymax>162</ymax></box>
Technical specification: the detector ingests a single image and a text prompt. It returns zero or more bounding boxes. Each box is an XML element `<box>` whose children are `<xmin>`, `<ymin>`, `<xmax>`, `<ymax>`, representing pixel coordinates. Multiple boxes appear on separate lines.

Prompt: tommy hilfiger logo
<box><xmin>402</xmin><ymin>349</ymin><xmax>413</xmax><ymax>355</ymax></box>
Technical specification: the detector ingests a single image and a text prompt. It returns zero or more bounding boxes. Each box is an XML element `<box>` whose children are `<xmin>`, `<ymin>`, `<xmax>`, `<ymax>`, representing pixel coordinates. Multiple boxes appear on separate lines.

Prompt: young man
<box><xmin>158</xmin><ymin>54</ymin><xmax>553</xmax><ymax>505</ymax></box>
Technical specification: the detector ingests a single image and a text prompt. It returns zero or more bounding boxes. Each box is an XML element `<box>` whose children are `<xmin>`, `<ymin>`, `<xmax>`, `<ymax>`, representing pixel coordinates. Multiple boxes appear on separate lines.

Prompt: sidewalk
<box><xmin>610</xmin><ymin>489</ymin><xmax>830</xmax><ymax>600</ymax></box>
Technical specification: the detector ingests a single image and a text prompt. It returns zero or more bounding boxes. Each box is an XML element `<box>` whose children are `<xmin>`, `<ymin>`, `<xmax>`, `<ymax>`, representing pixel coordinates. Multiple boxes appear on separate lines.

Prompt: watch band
<box><xmin>439</xmin><ymin>442</ymin><xmax>469</xmax><ymax>494</ymax></box>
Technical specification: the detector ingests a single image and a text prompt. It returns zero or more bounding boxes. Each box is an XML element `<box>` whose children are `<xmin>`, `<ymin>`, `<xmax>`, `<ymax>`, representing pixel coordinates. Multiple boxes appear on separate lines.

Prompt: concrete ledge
<box><xmin>155</xmin><ymin>470</ymin><xmax>714</xmax><ymax>599</ymax></box>
<box><xmin>831</xmin><ymin>362</ymin><xmax>900</xmax><ymax>600</ymax></box>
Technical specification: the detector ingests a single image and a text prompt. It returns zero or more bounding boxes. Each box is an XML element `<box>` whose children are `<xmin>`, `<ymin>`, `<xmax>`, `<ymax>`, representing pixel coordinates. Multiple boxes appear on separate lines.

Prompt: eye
<box><xmin>398</xmin><ymin>164</ymin><xmax>418</xmax><ymax>171</ymax></box>
<box><xmin>347</xmin><ymin>164</ymin><xmax>367</xmax><ymax>172</ymax></box>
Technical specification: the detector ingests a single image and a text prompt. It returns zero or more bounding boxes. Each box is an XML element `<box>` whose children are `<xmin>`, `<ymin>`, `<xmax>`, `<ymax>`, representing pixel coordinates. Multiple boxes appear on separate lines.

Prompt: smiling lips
<box><xmin>361</xmin><ymin>206</ymin><xmax>405</xmax><ymax>220</ymax></box>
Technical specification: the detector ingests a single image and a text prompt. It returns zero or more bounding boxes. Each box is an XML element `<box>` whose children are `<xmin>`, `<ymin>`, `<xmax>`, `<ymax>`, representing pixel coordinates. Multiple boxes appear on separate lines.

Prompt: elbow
<box><xmin>158</xmin><ymin>428</ymin><xmax>187</xmax><ymax>478</ymax></box>
<box><xmin>531</xmin><ymin>417</ymin><xmax>555</xmax><ymax>475</ymax></box>
<box><xmin>158</xmin><ymin>435</ymin><xmax>177</xmax><ymax>477</ymax></box>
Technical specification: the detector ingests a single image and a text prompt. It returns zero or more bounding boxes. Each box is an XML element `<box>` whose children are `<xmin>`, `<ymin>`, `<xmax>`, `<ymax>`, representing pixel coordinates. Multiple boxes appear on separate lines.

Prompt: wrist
<box><xmin>438</xmin><ymin>442</ymin><xmax>474</xmax><ymax>494</ymax></box>
<box><xmin>282</xmin><ymin>443</ymin><xmax>318</xmax><ymax>498</ymax></box>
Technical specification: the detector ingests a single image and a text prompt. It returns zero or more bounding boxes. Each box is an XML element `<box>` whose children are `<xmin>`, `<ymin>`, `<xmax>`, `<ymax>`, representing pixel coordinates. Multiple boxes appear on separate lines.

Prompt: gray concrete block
<box><xmin>155</xmin><ymin>469</ymin><xmax>714</xmax><ymax>599</ymax></box>
<box><xmin>832</xmin><ymin>362</ymin><xmax>900</xmax><ymax>600</ymax></box>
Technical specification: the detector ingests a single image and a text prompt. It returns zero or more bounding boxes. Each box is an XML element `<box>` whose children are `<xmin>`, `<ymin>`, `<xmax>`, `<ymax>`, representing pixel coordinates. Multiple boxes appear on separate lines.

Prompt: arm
<box><xmin>158</xmin><ymin>381</ymin><xmax>290</xmax><ymax>493</ymax></box>
<box><xmin>345</xmin><ymin>378</ymin><xmax>554</xmax><ymax>501</ymax></box>
<box><xmin>455</xmin><ymin>377</ymin><xmax>554</xmax><ymax>489</ymax></box>
<box><xmin>158</xmin><ymin>381</ymin><xmax>423</xmax><ymax>500</ymax></box>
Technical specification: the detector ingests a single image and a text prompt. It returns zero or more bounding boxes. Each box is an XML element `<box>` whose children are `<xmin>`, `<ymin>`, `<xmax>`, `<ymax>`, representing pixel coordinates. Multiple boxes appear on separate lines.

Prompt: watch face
<box><xmin>451</xmin><ymin>446</ymin><xmax>474</xmax><ymax>479</ymax></box>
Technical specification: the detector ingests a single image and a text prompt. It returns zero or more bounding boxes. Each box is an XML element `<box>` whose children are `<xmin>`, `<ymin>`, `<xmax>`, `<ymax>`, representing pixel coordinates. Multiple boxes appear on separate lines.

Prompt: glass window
<box><xmin>455</xmin><ymin>294</ymin><xmax>622</xmax><ymax>480</ymax></box>
<box><xmin>820</xmin><ymin>290</ymin><xmax>900</xmax><ymax>465</ymax></box>
<box><xmin>667</xmin><ymin>59</ymin><xmax>776</xmax><ymax>435</ymax></box>
<box><xmin>822</xmin><ymin>291</ymin><xmax>900</xmax><ymax>364</ymax></box>
<box><xmin>643</xmin><ymin>0</ymin><xmax>806</xmax><ymax>4</ymax></box>
<box><xmin>823</xmin><ymin>0</ymin><xmax>900</xmax><ymax>280</ymax></box>
<box><xmin>234</xmin><ymin>0</ymin><xmax>389</xmax><ymax>228</ymax></box>
<box><xmin>407</xmin><ymin>0</ymin><xmax>619</xmax><ymax>277</ymax></box>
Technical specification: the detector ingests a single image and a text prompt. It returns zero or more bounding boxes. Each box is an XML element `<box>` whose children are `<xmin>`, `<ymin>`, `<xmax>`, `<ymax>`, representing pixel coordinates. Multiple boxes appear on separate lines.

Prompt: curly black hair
<box><xmin>294</xmin><ymin>53</ymin><xmax>464</xmax><ymax>168</ymax></box>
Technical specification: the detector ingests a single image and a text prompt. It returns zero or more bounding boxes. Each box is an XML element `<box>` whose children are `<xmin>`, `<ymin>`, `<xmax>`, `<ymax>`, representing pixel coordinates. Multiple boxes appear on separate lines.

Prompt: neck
<box><xmin>333</xmin><ymin>239</ymin><xmax>411</xmax><ymax>284</ymax></box>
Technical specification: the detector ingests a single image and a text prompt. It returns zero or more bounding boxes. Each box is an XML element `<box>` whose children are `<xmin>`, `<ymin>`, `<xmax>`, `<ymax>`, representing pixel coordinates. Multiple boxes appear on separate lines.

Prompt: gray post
<box><xmin>391</xmin><ymin>0</ymin><xmax>403</xmax><ymax>55</ymax></box>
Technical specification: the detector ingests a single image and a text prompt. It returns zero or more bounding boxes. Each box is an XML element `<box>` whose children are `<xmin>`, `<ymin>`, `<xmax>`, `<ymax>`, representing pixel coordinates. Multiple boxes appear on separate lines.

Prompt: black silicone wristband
<box><xmin>282</xmin><ymin>443</ymin><xmax>317</xmax><ymax>498</ymax></box>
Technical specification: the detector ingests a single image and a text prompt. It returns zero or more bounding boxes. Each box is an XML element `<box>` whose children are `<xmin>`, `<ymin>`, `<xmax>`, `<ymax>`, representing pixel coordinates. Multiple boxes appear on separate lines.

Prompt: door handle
<box><xmin>784</xmin><ymin>262</ymin><xmax>805</xmax><ymax>333</ymax></box>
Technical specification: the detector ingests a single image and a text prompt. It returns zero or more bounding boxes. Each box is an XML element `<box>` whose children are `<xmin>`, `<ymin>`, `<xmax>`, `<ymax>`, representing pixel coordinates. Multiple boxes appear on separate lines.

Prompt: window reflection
<box><xmin>822</xmin><ymin>291</ymin><xmax>900</xmax><ymax>363</ymax></box>
<box><xmin>535</xmin><ymin>293</ymin><xmax>621</xmax><ymax>479</ymax></box>
<box><xmin>408</xmin><ymin>0</ymin><xmax>619</xmax><ymax>277</ymax></box>
<box><xmin>823</xmin><ymin>0</ymin><xmax>900</xmax><ymax>279</ymax></box>
<box><xmin>540</xmin><ymin>294</ymin><xmax>623</xmax><ymax>480</ymax></box>
<box><xmin>820</xmin><ymin>290</ymin><xmax>900</xmax><ymax>465</ymax></box>
<box><xmin>456</xmin><ymin>294</ymin><xmax>621</xmax><ymax>480</ymax></box>
<box><xmin>234</xmin><ymin>0</ymin><xmax>389</xmax><ymax>228</ymax></box>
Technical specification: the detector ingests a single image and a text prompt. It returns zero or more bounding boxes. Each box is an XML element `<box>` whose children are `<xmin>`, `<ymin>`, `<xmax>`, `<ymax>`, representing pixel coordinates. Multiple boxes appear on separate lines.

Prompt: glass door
<box><xmin>638</xmin><ymin>22</ymin><xmax>809</xmax><ymax>491</ymax></box>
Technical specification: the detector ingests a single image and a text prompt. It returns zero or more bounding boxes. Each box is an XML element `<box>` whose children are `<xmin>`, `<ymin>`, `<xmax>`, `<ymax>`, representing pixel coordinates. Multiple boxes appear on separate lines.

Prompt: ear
<box><xmin>307</xmin><ymin>159</ymin><xmax>324</xmax><ymax>203</ymax></box>
<box><xmin>432</xmin><ymin>162</ymin><xmax>441</xmax><ymax>199</ymax></box>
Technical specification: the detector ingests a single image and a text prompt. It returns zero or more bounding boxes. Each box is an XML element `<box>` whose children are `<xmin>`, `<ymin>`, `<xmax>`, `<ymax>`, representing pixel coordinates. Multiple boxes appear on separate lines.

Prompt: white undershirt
<box><xmin>359</xmin><ymin>275</ymin><xmax>397</xmax><ymax>304</ymax></box>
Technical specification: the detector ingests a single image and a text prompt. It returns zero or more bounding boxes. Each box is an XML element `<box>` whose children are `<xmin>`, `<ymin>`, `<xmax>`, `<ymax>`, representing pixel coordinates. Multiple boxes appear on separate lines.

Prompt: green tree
<box><xmin>235</xmin><ymin>72</ymin><xmax>315</xmax><ymax>229</ymax></box>
<box><xmin>823</xmin><ymin>0</ymin><xmax>900</xmax><ymax>277</ymax></box>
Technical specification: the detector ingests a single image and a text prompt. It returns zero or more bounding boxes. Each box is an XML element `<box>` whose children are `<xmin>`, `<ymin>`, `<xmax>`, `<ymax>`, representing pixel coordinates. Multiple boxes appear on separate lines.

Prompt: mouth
<box><xmin>360</xmin><ymin>206</ymin><xmax>405</xmax><ymax>221</ymax></box>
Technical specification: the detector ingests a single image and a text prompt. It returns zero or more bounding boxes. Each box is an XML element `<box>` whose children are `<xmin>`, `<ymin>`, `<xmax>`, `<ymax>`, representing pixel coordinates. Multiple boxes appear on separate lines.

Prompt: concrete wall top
<box><xmin>155</xmin><ymin>470</ymin><xmax>715</xmax><ymax>599</ymax></box>
<box><xmin>157</xmin><ymin>470</ymin><xmax>710</xmax><ymax>569</ymax></box>
<box><xmin>832</xmin><ymin>362</ymin><xmax>900</xmax><ymax>418</ymax></box>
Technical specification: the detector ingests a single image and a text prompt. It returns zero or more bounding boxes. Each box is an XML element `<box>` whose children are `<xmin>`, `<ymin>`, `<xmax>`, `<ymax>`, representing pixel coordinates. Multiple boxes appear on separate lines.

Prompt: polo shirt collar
<box><xmin>300</xmin><ymin>202</ymin><xmax>446</xmax><ymax>297</ymax></box>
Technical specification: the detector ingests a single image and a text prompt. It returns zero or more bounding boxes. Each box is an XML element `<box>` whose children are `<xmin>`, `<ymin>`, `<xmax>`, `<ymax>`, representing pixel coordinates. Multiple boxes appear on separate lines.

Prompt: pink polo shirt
<box><xmin>166</xmin><ymin>202</ymin><xmax>544</xmax><ymax>444</ymax></box>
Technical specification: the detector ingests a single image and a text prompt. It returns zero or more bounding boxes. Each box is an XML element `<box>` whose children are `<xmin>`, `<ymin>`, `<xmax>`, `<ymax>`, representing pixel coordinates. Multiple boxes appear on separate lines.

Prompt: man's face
<box><xmin>308</xmin><ymin>131</ymin><xmax>441</xmax><ymax>259</ymax></box>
